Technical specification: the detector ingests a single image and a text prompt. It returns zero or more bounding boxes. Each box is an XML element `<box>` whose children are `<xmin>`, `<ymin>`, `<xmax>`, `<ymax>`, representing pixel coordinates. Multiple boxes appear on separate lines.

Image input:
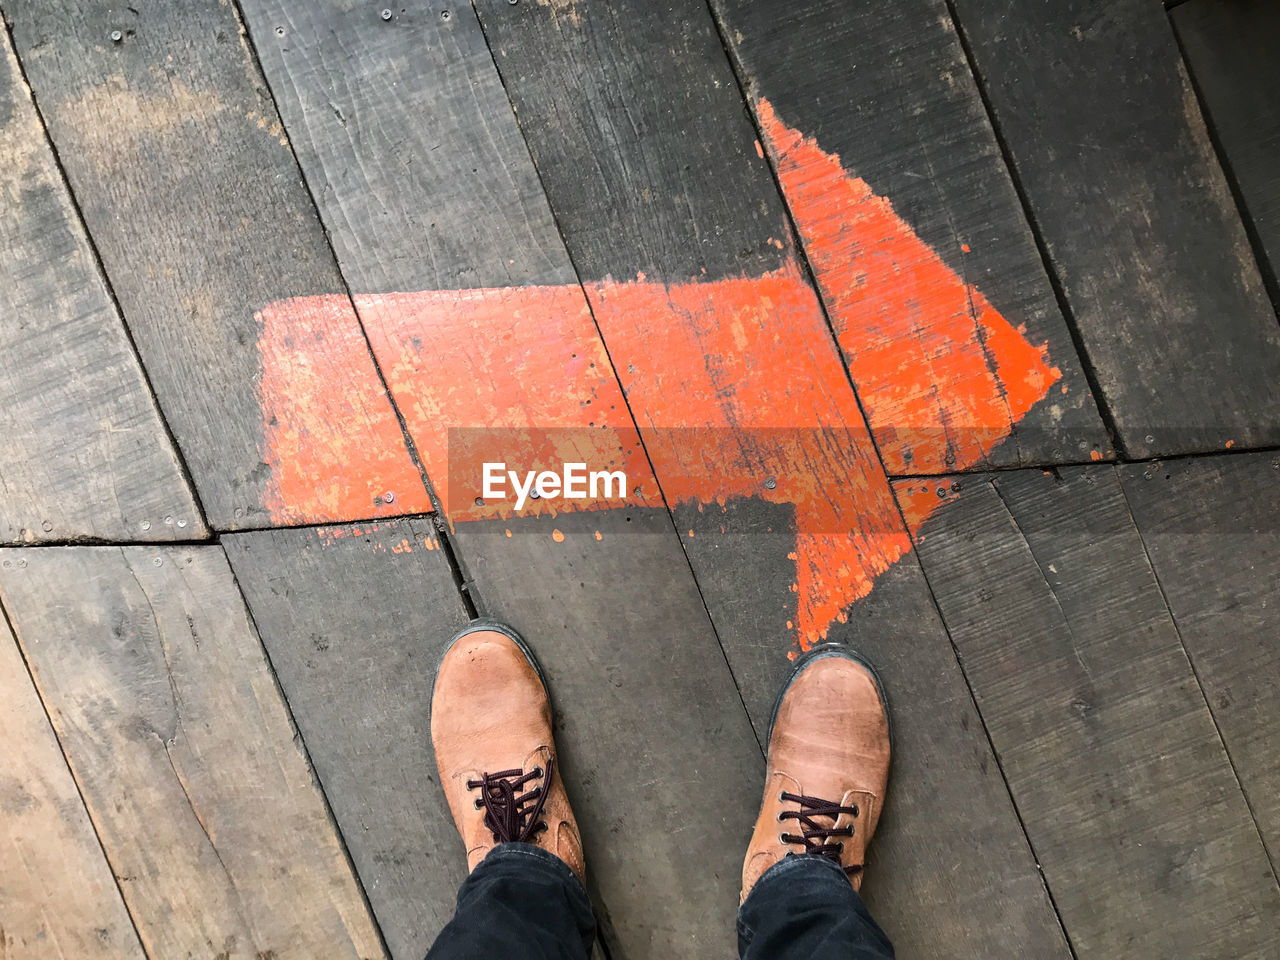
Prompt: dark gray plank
<box><xmin>223</xmin><ymin>518</ymin><xmax>471</xmax><ymax>960</ymax></box>
<box><xmin>708</xmin><ymin>0</ymin><xmax>1109</xmax><ymax>470</ymax></box>
<box><xmin>0</xmin><ymin>27</ymin><xmax>203</xmax><ymax>544</ymax></box>
<box><xmin>0</xmin><ymin>614</ymin><xmax>145</xmax><ymax>958</ymax></box>
<box><xmin>4</xmin><ymin>0</ymin><xmax>431</xmax><ymax>529</ymax></box>
<box><xmin>1120</xmin><ymin>452</ymin><xmax>1280</xmax><ymax>873</ymax></box>
<box><xmin>949</xmin><ymin>0</ymin><xmax>1280</xmax><ymax>457</ymax></box>
<box><xmin>899</xmin><ymin>466</ymin><xmax>1280</xmax><ymax>956</ymax></box>
<box><xmin>707</xmin><ymin>520</ymin><xmax>1073</xmax><ymax>957</ymax></box>
<box><xmin>0</xmin><ymin>545</ymin><xmax>387</xmax><ymax>959</ymax></box>
<box><xmin>233</xmin><ymin>4</ymin><xmax>766</xmax><ymax>957</ymax></box>
<box><xmin>1174</xmin><ymin>0</ymin><xmax>1280</xmax><ymax>306</ymax></box>
<box><xmin>473</xmin><ymin>0</ymin><xmax>1069</xmax><ymax>954</ymax></box>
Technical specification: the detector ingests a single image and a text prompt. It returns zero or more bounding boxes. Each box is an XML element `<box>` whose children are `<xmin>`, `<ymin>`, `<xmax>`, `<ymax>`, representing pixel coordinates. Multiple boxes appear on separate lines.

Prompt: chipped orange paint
<box><xmin>255</xmin><ymin>111</ymin><xmax>1063</xmax><ymax>646</ymax></box>
<box><xmin>257</xmin><ymin>296</ymin><xmax>431</xmax><ymax>524</ymax></box>
<box><xmin>586</xmin><ymin>262</ymin><xmax>911</xmax><ymax>646</ymax></box>
<box><xmin>893</xmin><ymin>481</ymin><xmax>955</xmax><ymax>542</ymax></box>
<box><xmin>353</xmin><ymin>286</ymin><xmax>653</xmax><ymax>521</ymax></box>
<box><xmin>755</xmin><ymin>98</ymin><xmax>1060</xmax><ymax>475</ymax></box>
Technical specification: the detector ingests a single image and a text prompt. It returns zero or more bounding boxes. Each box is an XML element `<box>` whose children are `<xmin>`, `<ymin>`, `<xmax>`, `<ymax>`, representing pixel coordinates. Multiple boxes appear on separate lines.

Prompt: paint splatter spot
<box><xmin>552</xmin><ymin>529</ymin><xmax>565</xmax><ymax>543</ymax></box>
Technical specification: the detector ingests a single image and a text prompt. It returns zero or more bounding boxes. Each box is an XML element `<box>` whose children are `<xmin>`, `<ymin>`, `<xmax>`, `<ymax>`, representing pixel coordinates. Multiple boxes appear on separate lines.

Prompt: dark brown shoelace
<box><xmin>468</xmin><ymin>757</ymin><xmax>555</xmax><ymax>843</ymax></box>
<box><xmin>779</xmin><ymin>791</ymin><xmax>861</xmax><ymax>876</ymax></box>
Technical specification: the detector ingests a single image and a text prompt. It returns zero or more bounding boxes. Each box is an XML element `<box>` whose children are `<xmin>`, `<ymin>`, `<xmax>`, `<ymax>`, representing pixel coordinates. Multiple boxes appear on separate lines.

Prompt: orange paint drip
<box><xmin>756</xmin><ymin>98</ymin><xmax>1060</xmax><ymax>474</ymax></box>
<box><xmin>257</xmin><ymin>295</ymin><xmax>431</xmax><ymax>524</ymax></box>
<box><xmin>354</xmin><ymin>286</ymin><xmax>653</xmax><ymax>522</ymax></box>
<box><xmin>587</xmin><ymin>263</ymin><xmax>912</xmax><ymax>647</ymax></box>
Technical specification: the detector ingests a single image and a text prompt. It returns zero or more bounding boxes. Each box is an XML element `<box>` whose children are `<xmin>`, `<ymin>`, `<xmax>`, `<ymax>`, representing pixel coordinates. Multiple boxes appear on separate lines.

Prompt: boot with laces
<box><xmin>741</xmin><ymin>644</ymin><xmax>891</xmax><ymax>900</ymax></box>
<box><xmin>430</xmin><ymin>619</ymin><xmax>585</xmax><ymax>878</ymax></box>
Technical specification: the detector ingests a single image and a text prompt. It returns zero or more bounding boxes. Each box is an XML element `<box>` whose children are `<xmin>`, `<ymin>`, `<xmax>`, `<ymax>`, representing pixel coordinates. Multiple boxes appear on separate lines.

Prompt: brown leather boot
<box><xmin>741</xmin><ymin>644</ymin><xmax>891</xmax><ymax>900</ymax></box>
<box><xmin>430</xmin><ymin>619</ymin><xmax>585</xmax><ymax>878</ymax></box>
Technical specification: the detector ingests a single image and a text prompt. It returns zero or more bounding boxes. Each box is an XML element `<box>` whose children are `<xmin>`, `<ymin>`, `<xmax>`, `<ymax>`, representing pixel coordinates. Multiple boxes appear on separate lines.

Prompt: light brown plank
<box><xmin>0</xmin><ymin>546</ymin><xmax>387</xmax><ymax>960</ymax></box>
<box><xmin>0</xmin><ymin>613</ymin><xmax>144</xmax><ymax>958</ymax></box>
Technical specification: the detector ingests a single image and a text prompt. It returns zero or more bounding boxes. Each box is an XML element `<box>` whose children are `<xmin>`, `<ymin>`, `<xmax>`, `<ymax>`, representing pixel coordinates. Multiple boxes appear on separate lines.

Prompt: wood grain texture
<box><xmin>451</xmin><ymin>509</ymin><xmax>767</xmax><ymax>959</ymax></box>
<box><xmin>1120</xmin><ymin>453</ymin><xmax>1280</xmax><ymax>874</ymax></box>
<box><xmin>0</xmin><ymin>615</ymin><xmax>144</xmax><ymax>959</ymax></box>
<box><xmin>900</xmin><ymin>466</ymin><xmax>1280</xmax><ymax>957</ymax></box>
<box><xmin>699</xmin><ymin>509</ymin><xmax>1072</xmax><ymax>958</ymax></box>
<box><xmin>1174</xmin><ymin>0</ymin><xmax>1280</xmax><ymax>305</ymax></box>
<box><xmin>233</xmin><ymin>4</ymin><xmax>766</xmax><ymax>956</ymax></box>
<box><xmin>0</xmin><ymin>546</ymin><xmax>387</xmax><ymax>960</ymax></box>
<box><xmin>0</xmin><ymin>29</ymin><xmax>203</xmax><ymax>544</ymax></box>
<box><xmin>240</xmin><ymin>0</ymin><xmax>574</xmax><ymax>292</ymax></box>
<box><xmin>4</xmin><ymin>0</ymin><xmax>429</xmax><ymax>529</ymax></box>
<box><xmin>948</xmin><ymin>0</ymin><xmax>1280</xmax><ymax>457</ymax></box>
<box><xmin>223</xmin><ymin>518</ymin><xmax>471</xmax><ymax>960</ymax></box>
<box><xmin>467</xmin><ymin>1</ymin><xmax>1072</xmax><ymax>954</ymax></box>
<box><xmin>708</xmin><ymin>0</ymin><xmax>1109</xmax><ymax>469</ymax></box>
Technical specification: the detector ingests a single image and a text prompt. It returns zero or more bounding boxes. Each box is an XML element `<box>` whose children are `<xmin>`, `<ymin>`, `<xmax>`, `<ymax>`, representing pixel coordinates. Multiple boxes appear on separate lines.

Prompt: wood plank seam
<box><xmin>932</xmin><ymin>0</ymin><xmax>1129</xmax><ymax>459</ymax></box>
<box><xmin>427</xmin><ymin>5</ymin><xmax>762</xmax><ymax>740</ymax></box>
<box><xmin>222</xmin><ymin>0</ymin><xmax>482</xmax><ymax>619</ymax></box>
<box><xmin>1115</xmin><ymin>471</ymin><xmax>1280</xmax><ymax>883</ymax></box>
<box><xmin>892</xmin><ymin>441</ymin><xmax>1280</xmax><ymax>480</ymax></box>
<box><xmin>0</xmin><ymin>544</ymin><xmax>393</xmax><ymax>957</ymax></box>
<box><xmin>0</xmin><ymin>12</ymin><xmax>212</xmax><ymax>537</ymax></box>
<box><xmin>0</xmin><ymin>593</ymin><xmax>149</xmax><ymax>957</ymax></box>
<box><xmin>217</xmin><ymin>542</ymin><xmax>398</xmax><ymax>959</ymax></box>
<box><xmin>691</xmin><ymin>0</ymin><xmax>1057</xmax><ymax>474</ymax></box>
<box><xmin>1170</xmin><ymin>10</ymin><xmax>1280</xmax><ymax>314</ymax></box>
<box><xmin>885</xmin><ymin>477</ymin><xmax>1082</xmax><ymax>958</ymax></box>
<box><xmin>466</xmin><ymin>5</ymin><xmax>914</xmax><ymax>649</ymax></box>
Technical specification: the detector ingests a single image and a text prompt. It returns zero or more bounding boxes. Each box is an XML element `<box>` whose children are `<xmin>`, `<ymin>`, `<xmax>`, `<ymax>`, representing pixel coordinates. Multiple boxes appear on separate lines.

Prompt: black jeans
<box><xmin>425</xmin><ymin>843</ymin><xmax>894</xmax><ymax>960</ymax></box>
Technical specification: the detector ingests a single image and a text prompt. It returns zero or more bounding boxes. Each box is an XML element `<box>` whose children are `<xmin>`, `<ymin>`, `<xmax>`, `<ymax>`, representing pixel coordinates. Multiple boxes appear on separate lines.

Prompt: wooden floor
<box><xmin>2</xmin><ymin>0</ymin><xmax>1279</xmax><ymax>957</ymax></box>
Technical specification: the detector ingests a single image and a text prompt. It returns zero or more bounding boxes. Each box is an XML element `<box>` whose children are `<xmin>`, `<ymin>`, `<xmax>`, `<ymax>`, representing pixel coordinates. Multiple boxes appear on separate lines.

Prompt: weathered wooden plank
<box><xmin>233</xmin><ymin>4</ymin><xmax>766</xmax><ymax>958</ymax></box>
<box><xmin>465</xmin><ymin>1</ymin><xmax>1066</xmax><ymax>955</ymax></box>
<box><xmin>0</xmin><ymin>613</ymin><xmax>144</xmax><ymax>958</ymax></box>
<box><xmin>1120</xmin><ymin>452</ymin><xmax>1280</xmax><ymax>872</ymax></box>
<box><xmin>4</xmin><ymin>0</ymin><xmax>430</xmax><ymax>529</ymax></box>
<box><xmin>707</xmin><ymin>0</ymin><xmax>1109</xmax><ymax>470</ymax></box>
<box><xmin>222</xmin><ymin>519</ymin><xmax>470</xmax><ymax>960</ymax></box>
<box><xmin>0</xmin><ymin>27</ymin><xmax>203</xmax><ymax>544</ymax></box>
<box><xmin>0</xmin><ymin>546</ymin><xmax>387</xmax><ymax>960</ymax></box>
<box><xmin>947</xmin><ymin>0</ymin><xmax>1280</xmax><ymax>457</ymax></box>
<box><xmin>1174</xmin><ymin>0</ymin><xmax>1280</xmax><ymax>306</ymax></box>
<box><xmin>898</xmin><ymin>466</ymin><xmax>1280</xmax><ymax>956</ymax></box>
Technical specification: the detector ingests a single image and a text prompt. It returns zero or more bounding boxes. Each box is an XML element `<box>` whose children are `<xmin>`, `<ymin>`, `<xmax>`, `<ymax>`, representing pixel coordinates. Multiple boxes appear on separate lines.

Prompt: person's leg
<box><xmin>426</xmin><ymin>843</ymin><xmax>594</xmax><ymax>960</ymax></box>
<box><xmin>738</xmin><ymin>644</ymin><xmax>895</xmax><ymax>960</ymax></box>
<box><xmin>426</xmin><ymin>619</ymin><xmax>595</xmax><ymax>960</ymax></box>
<box><xmin>738</xmin><ymin>856</ymin><xmax>892</xmax><ymax>960</ymax></box>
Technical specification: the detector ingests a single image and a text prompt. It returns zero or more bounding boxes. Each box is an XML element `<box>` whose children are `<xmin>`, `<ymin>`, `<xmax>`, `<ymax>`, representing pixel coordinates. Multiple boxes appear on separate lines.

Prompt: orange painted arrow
<box><xmin>255</xmin><ymin>103</ymin><xmax>1059</xmax><ymax>648</ymax></box>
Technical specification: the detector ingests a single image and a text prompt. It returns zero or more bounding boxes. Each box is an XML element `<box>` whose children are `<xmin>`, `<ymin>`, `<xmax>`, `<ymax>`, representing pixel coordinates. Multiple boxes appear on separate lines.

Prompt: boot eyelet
<box><xmin>852</xmin><ymin>804</ymin><xmax>859</xmax><ymax>817</ymax></box>
<box><xmin>532</xmin><ymin>766</ymin><xmax>543</xmax><ymax>777</ymax></box>
<box><xmin>473</xmin><ymin>799</ymin><xmax>483</xmax><ymax>809</ymax></box>
<box><xmin>776</xmin><ymin>812</ymin><xmax>786</xmax><ymax>822</ymax></box>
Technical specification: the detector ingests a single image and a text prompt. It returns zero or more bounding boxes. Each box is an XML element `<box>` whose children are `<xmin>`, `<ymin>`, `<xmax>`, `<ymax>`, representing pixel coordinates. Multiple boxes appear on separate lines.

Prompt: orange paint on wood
<box><xmin>353</xmin><ymin>286</ymin><xmax>653</xmax><ymax>522</ymax></box>
<box><xmin>257</xmin><ymin>295</ymin><xmax>431</xmax><ymax>524</ymax></box>
<box><xmin>755</xmin><ymin>98</ymin><xmax>1060</xmax><ymax>474</ymax></box>
<box><xmin>254</xmin><ymin>108</ymin><xmax>1066</xmax><ymax>644</ymax></box>
<box><xmin>587</xmin><ymin>263</ymin><xmax>912</xmax><ymax>646</ymax></box>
